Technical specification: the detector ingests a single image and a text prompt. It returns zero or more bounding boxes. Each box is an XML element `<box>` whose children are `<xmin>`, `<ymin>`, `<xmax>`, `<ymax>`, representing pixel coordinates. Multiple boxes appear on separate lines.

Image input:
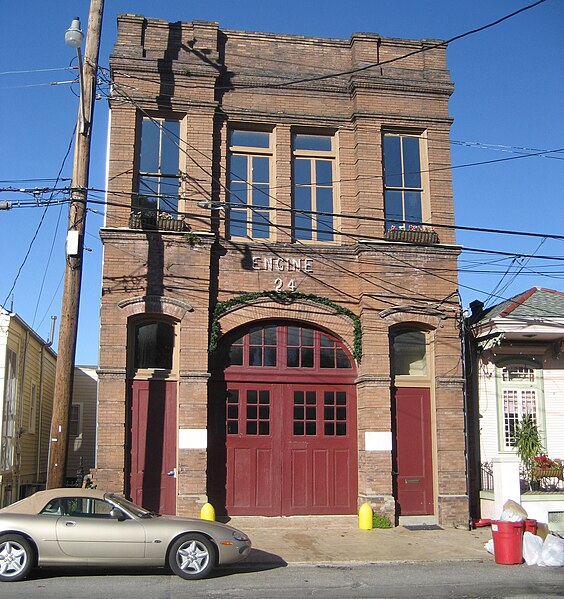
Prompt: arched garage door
<box><xmin>211</xmin><ymin>323</ymin><xmax>357</xmax><ymax>516</ymax></box>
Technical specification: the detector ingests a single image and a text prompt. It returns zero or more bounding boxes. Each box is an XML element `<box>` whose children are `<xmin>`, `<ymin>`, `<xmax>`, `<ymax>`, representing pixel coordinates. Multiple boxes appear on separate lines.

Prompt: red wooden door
<box><xmin>130</xmin><ymin>379</ymin><xmax>177</xmax><ymax>514</ymax></box>
<box><xmin>283</xmin><ymin>385</ymin><xmax>357</xmax><ymax>515</ymax></box>
<box><xmin>225</xmin><ymin>382</ymin><xmax>356</xmax><ymax>516</ymax></box>
<box><xmin>221</xmin><ymin>323</ymin><xmax>357</xmax><ymax>516</ymax></box>
<box><xmin>226</xmin><ymin>385</ymin><xmax>282</xmax><ymax>514</ymax></box>
<box><xmin>394</xmin><ymin>387</ymin><xmax>433</xmax><ymax>515</ymax></box>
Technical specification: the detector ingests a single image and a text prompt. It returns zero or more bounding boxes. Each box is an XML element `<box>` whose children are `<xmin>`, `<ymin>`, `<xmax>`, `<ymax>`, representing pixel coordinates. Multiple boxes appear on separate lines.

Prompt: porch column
<box><xmin>492</xmin><ymin>455</ymin><xmax>521</xmax><ymax>518</ymax></box>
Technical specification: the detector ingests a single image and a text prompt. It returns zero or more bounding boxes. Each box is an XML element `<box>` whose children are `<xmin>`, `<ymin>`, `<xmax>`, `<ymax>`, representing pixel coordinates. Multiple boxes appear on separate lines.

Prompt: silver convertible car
<box><xmin>0</xmin><ymin>488</ymin><xmax>251</xmax><ymax>582</ymax></box>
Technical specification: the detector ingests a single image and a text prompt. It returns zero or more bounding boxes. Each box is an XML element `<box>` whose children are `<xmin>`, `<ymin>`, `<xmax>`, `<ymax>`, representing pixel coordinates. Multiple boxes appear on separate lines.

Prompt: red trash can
<box><xmin>491</xmin><ymin>521</ymin><xmax>524</xmax><ymax>564</ymax></box>
<box><xmin>524</xmin><ymin>519</ymin><xmax>537</xmax><ymax>535</ymax></box>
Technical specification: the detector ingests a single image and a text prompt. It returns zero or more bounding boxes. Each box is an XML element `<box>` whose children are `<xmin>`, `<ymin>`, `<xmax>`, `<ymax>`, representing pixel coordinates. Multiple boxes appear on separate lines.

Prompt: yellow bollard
<box><xmin>200</xmin><ymin>502</ymin><xmax>215</xmax><ymax>521</ymax></box>
<box><xmin>358</xmin><ymin>502</ymin><xmax>373</xmax><ymax>530</ymax></box>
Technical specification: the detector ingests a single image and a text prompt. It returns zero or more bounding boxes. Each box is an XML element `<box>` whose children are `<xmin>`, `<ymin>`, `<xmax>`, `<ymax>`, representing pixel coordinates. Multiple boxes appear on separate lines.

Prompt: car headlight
<box><xmin>232</xmin><ymin>531</ymin><xmax>249</xmax><ymax>542</ymax></box>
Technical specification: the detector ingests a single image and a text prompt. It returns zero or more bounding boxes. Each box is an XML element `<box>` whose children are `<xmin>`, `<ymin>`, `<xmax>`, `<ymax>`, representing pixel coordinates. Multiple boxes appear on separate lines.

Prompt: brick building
<box><xmin>96</xmin><ymin>14</ymin><xmax>468</xmax><ymax>526</ymax></box>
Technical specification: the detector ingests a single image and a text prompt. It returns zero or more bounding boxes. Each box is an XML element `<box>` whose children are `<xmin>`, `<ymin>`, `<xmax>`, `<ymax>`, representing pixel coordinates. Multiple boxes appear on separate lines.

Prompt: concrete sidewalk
<box><xmin>225</xmin><ymin>516</ymin><xmax>494</xmax><ymax>566</ymax></box>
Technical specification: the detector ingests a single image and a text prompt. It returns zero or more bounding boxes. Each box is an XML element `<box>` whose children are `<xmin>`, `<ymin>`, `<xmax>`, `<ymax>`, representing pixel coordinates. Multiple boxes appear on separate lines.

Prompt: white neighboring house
<box><xmin>469</xmin><ymin>287</ymin><xmax>564</xmax><ymax>530</ymax></box>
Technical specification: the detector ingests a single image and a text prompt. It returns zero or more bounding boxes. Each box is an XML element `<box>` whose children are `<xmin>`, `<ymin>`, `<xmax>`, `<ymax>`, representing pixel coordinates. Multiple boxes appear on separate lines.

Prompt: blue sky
<box><xmin>1</xmin><ymin>0</ymin><xmax>563</xmax><ymax>365</ymax></box>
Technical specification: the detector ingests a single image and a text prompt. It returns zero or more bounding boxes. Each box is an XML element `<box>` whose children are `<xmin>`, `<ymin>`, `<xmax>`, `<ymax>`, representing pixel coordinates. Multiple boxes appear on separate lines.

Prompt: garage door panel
<box><xmin>312</xmin><ymin>450</ymin><xmax>330</xmax><ymax>507</ymax></box>
<box><xmin>255</xmin><ymin>448</ymin><xmax>275</xmax><ymax>508</ymax></box>
<box><xmin>289</xmin><ymin>449</ymin><xmax>308</xmax><ymax>508</ymax></box>
<box><xmin>230</xmin><ymin>447</ymin><xmax>252</xmax><ymax>508</ymax></box>
<box><xmin>334</xmin><ymin>449</ymin><xmax>352</xmax><ymax>508</ymax></box>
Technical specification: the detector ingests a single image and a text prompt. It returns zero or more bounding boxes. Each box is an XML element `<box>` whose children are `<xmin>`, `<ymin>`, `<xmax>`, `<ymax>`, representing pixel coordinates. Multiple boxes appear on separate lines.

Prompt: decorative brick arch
<box><xmin>215</xmin><ymin>297</ymin><xmax>358</xmax><ymax>360</ymax></box>
<box><xmin>379</xmin><ymin>305</ymin><xmax>446</xmax><ymax>331</ymax></box>
<box><xmin>117</xmin><ymin>294</ymin><xmax>194</xmax><ymax>320</ymax></box>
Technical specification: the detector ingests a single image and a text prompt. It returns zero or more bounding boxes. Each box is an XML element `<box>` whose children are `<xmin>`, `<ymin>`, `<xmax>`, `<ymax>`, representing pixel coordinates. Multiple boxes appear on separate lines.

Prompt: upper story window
<box><xmin>136</xmin><ymin>118</ymin><xmax>180</xmax><ymax>218</ymax></box>
<box><xmin>383</xmin><ymin>133</ymin><xmax>426</xmax><ymax>231</ymax></box>
<box><xmin>293</xmin><ymin>133</ymin><xmax>335</xmax><ymax>242</ymax></box>
<box><xmin>228</xmin><ymin>130</ymin><xmax>271</xmax><ymax>239</ymax></box>
<box><xmin>69</xmin><ymin>404</ymin><xmax>81</xmax><ymax>437</ymax></box>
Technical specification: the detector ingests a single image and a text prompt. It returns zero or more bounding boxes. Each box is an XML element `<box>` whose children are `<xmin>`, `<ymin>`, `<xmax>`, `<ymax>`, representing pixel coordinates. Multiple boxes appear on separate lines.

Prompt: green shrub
<box><xmin>372</xmin><ymin>514</ymin><xmax>393</xmax><ymax>528</ymax></box>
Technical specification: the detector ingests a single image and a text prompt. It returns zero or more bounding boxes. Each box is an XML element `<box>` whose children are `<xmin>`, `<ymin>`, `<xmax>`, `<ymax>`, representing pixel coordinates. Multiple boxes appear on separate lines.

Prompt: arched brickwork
<box><xmin>117</xmin><ymin>294</ymin><xmax>194</xmax><ymax>320</ymax></box>
<box><xmin>217</xmin><ymin>298</ymin><xmax>356</xmax><ymax>357</ymax></box>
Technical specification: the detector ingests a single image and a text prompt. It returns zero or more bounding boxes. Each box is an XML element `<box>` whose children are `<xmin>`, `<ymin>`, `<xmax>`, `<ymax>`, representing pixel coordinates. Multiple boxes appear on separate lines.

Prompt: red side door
<box><xmin>130</xmin><ymin>379</ymin><xmax>177</xmax><ymax>514</ymax></box>
<box><xmin>394</xmin><ymin>387</ymin><xmax>434</xmax><ymax>516</ymax></box>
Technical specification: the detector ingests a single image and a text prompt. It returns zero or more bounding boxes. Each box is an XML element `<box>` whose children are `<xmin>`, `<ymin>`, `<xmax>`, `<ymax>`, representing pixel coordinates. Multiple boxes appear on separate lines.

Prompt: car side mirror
<box><xmin>110</xmin><ymin>508</ymin><xmax>126</xmax><ymax>521</ymax></box>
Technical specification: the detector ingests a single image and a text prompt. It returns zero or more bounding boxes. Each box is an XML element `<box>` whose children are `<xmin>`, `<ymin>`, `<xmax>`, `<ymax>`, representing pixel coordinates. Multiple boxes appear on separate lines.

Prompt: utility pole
<box><xmin>47</xmin><ymin>0</ymin><xmax>104</xmax><ymax>489</ymax></box>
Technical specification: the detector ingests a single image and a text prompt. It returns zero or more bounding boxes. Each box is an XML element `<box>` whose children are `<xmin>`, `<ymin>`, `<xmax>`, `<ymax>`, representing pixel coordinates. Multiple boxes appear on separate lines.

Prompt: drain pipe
<box><xmin>458</xmin><ymin>299</ymin><xmax>473</xmax><ymax>530</ymax></box>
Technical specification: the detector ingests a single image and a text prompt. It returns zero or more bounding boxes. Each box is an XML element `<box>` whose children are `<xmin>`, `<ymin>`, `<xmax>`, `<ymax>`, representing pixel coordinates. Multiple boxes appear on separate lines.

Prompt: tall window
<box><xmin>137</xmin><ymin>117</ymin><xmax>180</xmax><ymax>217</ymax></box>
<box><xmin>499</xmin><ymin>363</ymin><xmax>541</xmax><ymax>450</ymax></box>
<box><xmin>293</xmin><ymin>133</ymin><xmax>335</xmax><ymax>242</ymax></box>
<box><xmin>228</xmin><ymin>130</ymin><xmax>271</xmax><ymax>239</ymax></box>
<box><xmin>29</xmin><ymin>383</ymin><xmax>37</xmax><ymax>434</ymax></box>
<box><xmin>132</xmin><ymin>320</ymin><xmax>175</xmax><ymax>370</ymax></box>
<box><xmin>1</xmin><ymin>348</ymin><xmax>17</xmax><ymax>470</ymax></box>
<box><xmin>69</xmin><ymin>404</ymin><xmax>81</xmax><ymax>437</ymax></box>
<box><xmin>390</xmin><ymin>330</ymin><xmax>428</xmax><ymax>377</ymax></box>
<box><xmin>383</xmin><ymin>133</ymin><xmax>424</xmax><ymax>230</ymax></box>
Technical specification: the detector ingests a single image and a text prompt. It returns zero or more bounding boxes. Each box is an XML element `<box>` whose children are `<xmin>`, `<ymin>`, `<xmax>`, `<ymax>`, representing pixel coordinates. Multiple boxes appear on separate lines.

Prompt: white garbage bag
<box><xmin>538</xmin><ymin>534</ymin><xmax>564</xmax><ymax>567</ymax></box>
<box><xmin>523</xmin><ymin>531</ymin><xmax>543</xmax><ymax>566</ymax></box>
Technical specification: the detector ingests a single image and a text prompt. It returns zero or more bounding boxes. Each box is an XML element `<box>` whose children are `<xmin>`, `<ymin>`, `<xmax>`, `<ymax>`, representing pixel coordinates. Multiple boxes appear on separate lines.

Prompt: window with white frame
<box><xmin>499</xmin><ymin>362</ymin><xmax>542</xmax><ymax>450</ymax></box>
<box><xmin>1</xmin><ymin>348</ymin><xmax>18</xmax><ymax>470</ymax></box>
<box><xmin>383</xmin><ymin>132</ymin><xmax>426</xmax><ymax>231</ymax></box>
<box><xmin>136</xmin><ymin>117</ymin><xmax>180</xmax><ymax>218</ymax></box>
<box><xmin>69</xmin><ymin>404</ymin><xmax>81</xmax><ymax>438</ymax></box>
<box><xmin>293</xmin><ymin>133</ymin><xmax>336</xmax><ymax>242</ymax></box>
<box><xmin>228</xmin><ymin>129</ymin><xmax>272</xmax><ymax>239</ymax></box>
<box><xmin>29</xmin><ymin>383</ymin><xmax>37</xmax><ymax>434</ymax></box>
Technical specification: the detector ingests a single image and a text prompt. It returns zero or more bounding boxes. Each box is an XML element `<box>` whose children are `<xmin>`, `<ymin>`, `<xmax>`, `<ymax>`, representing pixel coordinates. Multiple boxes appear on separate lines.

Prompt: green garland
<box><xmin>209</xmin><ymin>290</ymin><xmax>362</xmax><ymax>361</ymax></box>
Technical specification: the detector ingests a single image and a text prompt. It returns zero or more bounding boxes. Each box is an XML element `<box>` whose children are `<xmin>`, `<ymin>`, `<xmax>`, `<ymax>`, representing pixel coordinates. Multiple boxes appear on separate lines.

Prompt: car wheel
<box><xmin>0</xmin><ymin>534</ymin><xmax>34</xmax><ymax>582</ymax></box>
<box><xmin>168</xmin><ymin>533</ymin><xmax>216</xmax><ymax>580</ymax></box>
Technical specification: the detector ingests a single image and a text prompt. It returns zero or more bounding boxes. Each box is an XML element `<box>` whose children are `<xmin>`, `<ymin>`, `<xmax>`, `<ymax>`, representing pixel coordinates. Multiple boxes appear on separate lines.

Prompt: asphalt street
<box><xmin>6</xmin><ymin>561</ymin><xmax>564</xmax><ymax>599</ymax></box>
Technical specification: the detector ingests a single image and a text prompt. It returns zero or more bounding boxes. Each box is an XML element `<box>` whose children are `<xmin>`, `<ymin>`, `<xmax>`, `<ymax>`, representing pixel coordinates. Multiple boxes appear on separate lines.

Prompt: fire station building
<box><xmin>96</xmin><ymin>14</ymin><xmax>468</xmax><ymax>526</ymax></box>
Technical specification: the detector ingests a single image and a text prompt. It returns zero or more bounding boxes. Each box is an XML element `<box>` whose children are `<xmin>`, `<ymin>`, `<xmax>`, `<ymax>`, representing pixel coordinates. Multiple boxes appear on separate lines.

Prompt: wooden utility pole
<box><xmin>47</xmin><ymin>0</ymin><xmax>104</xmax><ymax>489</ymax></box>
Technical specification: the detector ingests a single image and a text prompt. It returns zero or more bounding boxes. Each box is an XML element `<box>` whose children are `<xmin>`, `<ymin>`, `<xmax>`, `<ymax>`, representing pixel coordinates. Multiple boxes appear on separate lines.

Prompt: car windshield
<box><xmin>106</xmin><ymin>494</ymin><xmax>158</xmax><ymax>518</ymax></box>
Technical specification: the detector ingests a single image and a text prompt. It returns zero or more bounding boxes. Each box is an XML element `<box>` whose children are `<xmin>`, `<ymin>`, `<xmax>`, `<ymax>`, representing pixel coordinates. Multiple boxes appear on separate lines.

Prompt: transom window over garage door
<box><xmin>227</xmin><ymin>324</ymin><xmax>353</xmax><ymax>371</ymax></box>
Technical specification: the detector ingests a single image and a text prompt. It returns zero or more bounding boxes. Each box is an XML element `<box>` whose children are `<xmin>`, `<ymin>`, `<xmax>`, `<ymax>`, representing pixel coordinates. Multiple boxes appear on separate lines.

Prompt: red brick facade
<box><xmin>97</xmin><ymin>14</ymin><xmax>468</xmax><ymax>526</ymax></box>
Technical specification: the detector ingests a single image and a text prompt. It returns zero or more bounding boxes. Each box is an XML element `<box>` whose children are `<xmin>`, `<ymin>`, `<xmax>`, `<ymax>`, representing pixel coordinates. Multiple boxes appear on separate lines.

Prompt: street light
<box><xmin>47</xmin><ymin>2</ymin><xmax>104</xmax><ymax>490</ymax></box>
<box><xmin>65</xmin><ymin>18</ymin><xmax>88</xmax><ymax>135</ymax></box>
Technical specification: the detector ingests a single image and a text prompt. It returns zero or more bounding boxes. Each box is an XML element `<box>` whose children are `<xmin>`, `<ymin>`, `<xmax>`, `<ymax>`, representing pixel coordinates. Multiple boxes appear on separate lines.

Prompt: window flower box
<box><xmin>129</xmin><ymin>211</ymin><xmax>188</xmax><ymax>232</ymax></box>
<box><xmin>533</xmin><ymin>455</ymin><xmax>563</xmax><ymax>480</ymax></box>
<box><xmin>384</xmin><ymin>227</ymin><xmax>439</xmax><ymax>244</ymax></box>
<box><xmin>533</xmin><ymin>467</ymin><xmax>563</xmax><ymax>480</ymax></box>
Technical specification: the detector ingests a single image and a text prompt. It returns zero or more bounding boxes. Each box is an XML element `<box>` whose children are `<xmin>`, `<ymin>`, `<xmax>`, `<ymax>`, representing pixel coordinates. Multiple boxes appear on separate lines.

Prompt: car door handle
<box><xmin>65</xmin><ymin>521</ymin><xmax>77</xmax><ymax>526</ymax></box>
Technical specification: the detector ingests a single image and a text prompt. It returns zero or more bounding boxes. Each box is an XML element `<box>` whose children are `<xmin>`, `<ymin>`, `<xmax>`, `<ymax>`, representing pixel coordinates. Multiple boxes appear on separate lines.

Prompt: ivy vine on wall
<box><xmin>209</xmin><ymin>291</ymin><xmax>362</xmax><ymax>361</ymax></box>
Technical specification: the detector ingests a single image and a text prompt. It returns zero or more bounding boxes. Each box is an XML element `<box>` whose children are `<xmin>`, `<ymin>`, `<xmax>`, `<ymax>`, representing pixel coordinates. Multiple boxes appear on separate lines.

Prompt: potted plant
<box><xmin>513</xmin><ymin>415</ymin><xmax>545</xmax><ymax>491</ymax></box>
<box><xmin>384</xmin><ymin>224</ymin><xmax>439</xmax><ymax>244</ymax></box>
